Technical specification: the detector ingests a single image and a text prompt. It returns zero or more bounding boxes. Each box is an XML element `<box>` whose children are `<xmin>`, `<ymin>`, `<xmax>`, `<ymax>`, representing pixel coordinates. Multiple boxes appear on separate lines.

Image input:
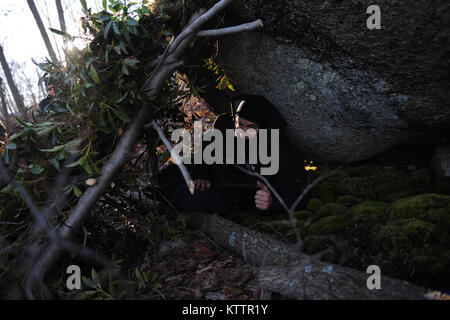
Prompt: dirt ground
<box><xmin>137</xmin><ymin>231</ymin><xmax>267</xmax><ymax>300</ymax></box>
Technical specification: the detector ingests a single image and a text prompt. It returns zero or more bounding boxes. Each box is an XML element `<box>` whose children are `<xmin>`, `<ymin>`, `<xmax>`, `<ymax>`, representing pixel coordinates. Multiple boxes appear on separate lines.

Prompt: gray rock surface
<box><xmin>209</xmin><ymin>0</ymin><xmax>450</xmax><ymax>162</ymax></box>
<box><xmin>159</xmin><ymin>0</ymin><xmax>450</xmax><ymax>162</ymax></box>
<box><xmin>216</xmin><ymin>32</ymin><xmax>412</xmax><ymax>162</ymax></box>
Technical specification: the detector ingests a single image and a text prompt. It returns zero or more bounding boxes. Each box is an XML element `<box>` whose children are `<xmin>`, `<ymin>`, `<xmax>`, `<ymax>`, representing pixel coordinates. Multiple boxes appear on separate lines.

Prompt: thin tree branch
<box><xmin>197</xmin><ymin>19</ymin><xmax>263</xmax><ymax>37</ymax></box>
<box><xmin>234</xmin><ymin>163</ymin><xmax>346</xmax><ymax>249</ymax></box>
<box><xmin>289</xmin><ymin>164</ymin><xmax>346</xmax><ymax>212</ymax></box>
<box><xmin>147</xmin><ymin>120</ymin><xmax>195</xmax><ymax>195</ymax></box>
<box><xmin>168</xmin><ymin>0</ymin><xmax>233</xmax><ymax>56</ymax></box>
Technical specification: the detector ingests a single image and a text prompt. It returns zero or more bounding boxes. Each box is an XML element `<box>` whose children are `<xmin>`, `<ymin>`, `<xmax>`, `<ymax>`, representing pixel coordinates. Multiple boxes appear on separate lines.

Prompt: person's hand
<box><xmin>194</xmin><ymin>179</ymin><xmax>211</xmax><ymax>191</ymax></box>
<box><xmin>255</xmin><ymin>181</ymin><xmax>272</xmax><ymax>211</ymax></box>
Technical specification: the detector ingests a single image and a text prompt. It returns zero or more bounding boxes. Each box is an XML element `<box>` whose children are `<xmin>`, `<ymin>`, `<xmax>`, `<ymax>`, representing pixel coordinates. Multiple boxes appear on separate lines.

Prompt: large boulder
<box><xmin>196</xmin><ymin>0</ymin><xmax>450</xmax><ymax>162</ymax></box>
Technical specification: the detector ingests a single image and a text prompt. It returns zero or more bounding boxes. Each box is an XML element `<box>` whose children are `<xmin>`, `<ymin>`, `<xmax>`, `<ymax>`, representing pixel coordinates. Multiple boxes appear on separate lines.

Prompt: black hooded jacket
<box><xmin>191</xmin><ymin>95</ymin><xmax>308</xmax><ymax>213</ymax></box>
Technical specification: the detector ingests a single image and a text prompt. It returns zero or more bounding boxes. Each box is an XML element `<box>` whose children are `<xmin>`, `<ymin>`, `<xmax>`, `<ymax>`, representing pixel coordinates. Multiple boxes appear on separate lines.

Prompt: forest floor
<box><xmin>138</xmin><ymin>232</ymin><xmax>263</xmax><ymax>300</ymax></box>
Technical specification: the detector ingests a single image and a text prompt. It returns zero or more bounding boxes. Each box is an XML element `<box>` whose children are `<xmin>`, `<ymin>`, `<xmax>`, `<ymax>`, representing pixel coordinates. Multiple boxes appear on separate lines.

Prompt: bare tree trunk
<box><xmin>6</xmin><ymin>92</ymin><xmax>16</xmax><ymax>114</ymax></box>
<box><xmin>0</xmin><ymin>77</ymin><xmax>11</xmax><ymax>133</ymax></box>
<box><xmin>55</xmin><ymin>0</ymin><xmax>67</xmax><ymax>35</ymax></box>
<box><xmin>186</xmin><ymin>211</ymin><xmax>429</xmax><ymax>300</ymax></box>
<box><xmin>0</xmin><ymin>45</ymin><xmax>26</xmax><ymax>115</ymax></box>
<box><xmin>27</xmin><ymin>0</ymin><xmax>58</xmax><ymax>64</ymax></box>
<box><xmin>55</xmin><ymin>0</ymin><xmax>67</xmax><ymax>60</ymax></box>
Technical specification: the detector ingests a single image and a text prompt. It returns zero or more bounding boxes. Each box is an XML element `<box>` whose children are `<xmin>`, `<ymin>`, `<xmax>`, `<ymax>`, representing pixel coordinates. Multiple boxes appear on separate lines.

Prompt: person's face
<box><xmin>47</xmin><ymin>85</ymin><xmax>56</xmax><ymax>97</ymax></box>
<box><xmin>235</xmin><ymin>115</ymin><xmax>259</xmax><ymax>139</ymax></box>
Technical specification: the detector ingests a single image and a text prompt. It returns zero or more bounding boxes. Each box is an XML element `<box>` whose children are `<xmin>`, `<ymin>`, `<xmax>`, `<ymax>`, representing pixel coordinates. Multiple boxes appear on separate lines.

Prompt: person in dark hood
<box><xmin>39</xmin><ymin>82</ymin><xmax>56</xmax><ymax>112</ymax></box>
<box><xmin>224</xmin><ymin>94</ymin><xmax>307</xmax><ymax>212</ymax></box>
<box><xmin>159</xmin><ymin>94</ymin><xmax>308</xmax><ymax>214</ymax></box>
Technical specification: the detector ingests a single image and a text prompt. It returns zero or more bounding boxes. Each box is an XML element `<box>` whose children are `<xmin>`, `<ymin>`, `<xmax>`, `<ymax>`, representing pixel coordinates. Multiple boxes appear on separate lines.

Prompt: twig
<box><xmin>234</xmin><ymin>163</ymin><xmax>346</xmax><ymax>249</ymax></box>
<box><xmin>197</xmin><ymin>19</ymin><xmax>263</xmax><ymax>37</ymax></box>
<box><xmin>289</xmin><ymin>164</ymin><xmax>346</xmax><ymax>212</ymax></box>
<box><xmin>147</xmin><ymin>120</ymin><xmax>194</xmax><ymax>195</ymax></box>
<box><xmin>233</xmin><ymin>164</ymin><xmax>300</xmax><ymax>245</ymax></box>
<box><xmin>0</xmin><ymin>158</ymin><xmax>125</xmax><ymax>299</ymax></box>
<box><xmin>168</xmin><ymin>0</ymin><xmax>233</xmax><ymax>56</ymax></box>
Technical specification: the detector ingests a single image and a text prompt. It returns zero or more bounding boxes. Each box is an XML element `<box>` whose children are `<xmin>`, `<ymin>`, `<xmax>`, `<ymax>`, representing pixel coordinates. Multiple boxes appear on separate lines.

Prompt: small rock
<box><xmin>85</xmin><ymin>178</ymin><xmax>96</xmax><ymax>186</ymax></box>
<box><xmin>158</xmin><ymin>239</ymin><xmax>186</xmax><ymax>254</ymax></box>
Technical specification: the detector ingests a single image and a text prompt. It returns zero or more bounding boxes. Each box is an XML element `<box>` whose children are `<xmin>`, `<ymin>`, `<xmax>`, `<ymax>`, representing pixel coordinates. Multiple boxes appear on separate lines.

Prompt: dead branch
<box><xmin>186</xmin><ymin>211</ymin><xmax>429</xmax><ymax>300</ymax></box>
<box><xmin>197</xmin><ymin>19</ymin><xmax>263</xmax><ymax>37</ymax></box>
<box><xmin>147</xmin><ymin>120</ymin><xmax>195</xmax><ymax>195</ymax></box>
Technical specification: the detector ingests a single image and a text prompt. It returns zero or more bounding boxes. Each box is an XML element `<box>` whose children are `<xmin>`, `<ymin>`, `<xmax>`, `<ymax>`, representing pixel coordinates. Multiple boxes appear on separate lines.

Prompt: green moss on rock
<box><xmin>303</xmin><ymin>237</ymin><xmax>329</xmax><ymax>254</ymax></box>
<box><xmin>388</xmin><ymin>193</ymin><xmax>450</xmax><ymax>225</ymax></box>
<box><xmin>306</xmin><ymin>198</ymin><xmax>323</xmax><ymax>213</ymax></box>
<box><xmin>318</xmin><ymin>202</ymin><xmax>347</xmax><ymax>217</ymax></box>
<box><xmin>293</xmin><ymin>210</ymin><xmax>314</xmax><ymax>221</ymax></box>
<box><xmin>348</xmin><ymin>201</ymin><xmax>388</xmax><ymax>215</ymax></box>
<box><xmin>336</xmin><ymin>194</ymin><xmax>363</xmax><ymax>207</ymax></box>
<box><xmin>373</xmin><ymin>218</ymin><xmax>450</xmax><ymax>283</ymax></box>
<box><xmin>309</xmin><ymin>172</ymin><xmax>348</xmax><ymax>203</ymax></box>
<box><xmin>310</xmin><ymin>165</ymin><xmax>436</xmax><ymax>204</ymax></box>
<box><xmin>305</xmin><ymin>215</ymin><xmax>346</xmax><ymax>236</ymax></box>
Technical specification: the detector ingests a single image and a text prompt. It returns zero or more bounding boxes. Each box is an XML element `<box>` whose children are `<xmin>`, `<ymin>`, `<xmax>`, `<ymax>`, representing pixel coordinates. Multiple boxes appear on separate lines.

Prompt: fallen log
<box><xmin>186</xmin><ymin>211</ymin><xmax>430</xmax><ymax>300</ymax></box>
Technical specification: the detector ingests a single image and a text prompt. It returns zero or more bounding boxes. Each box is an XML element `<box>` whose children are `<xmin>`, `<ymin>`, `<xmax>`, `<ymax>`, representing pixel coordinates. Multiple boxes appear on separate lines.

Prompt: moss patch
<box><xmin>305</xmin><ymin>215</ymin><xmax>346</xmax><ymax>236</ymax></box>
<box><xmin>306</xmin><ymin>198</ymin><xmax>323</xmax><ymax>213</ymax></box>
<box><xmin>303</xmin><ymin>237</ymin><xmax>329</xmax><ymax>254</ymax></box>
<box><xmin>348</xmin><ymin>201</ymin><xmax>388</xmax><ymax>215</ymax></box>
<box><xmin>388</xmin><ymin>193</ymin><xmax>450</xmax><ymax>225</ymax></box>
<box><xmin>336</xmin><ymin>195</ymin><xmax>363</xmax><ymax>207</ymax></box>
<box><xmin>293</xmin><ymin>210</ymin><xmax>314</xmax><ymax>221</ymax></box>
<box><xmin>374</xmin><ymin>219</ymin><xmax>450</xmax><ymax>283</ymax></box>
<box><xmin>318</xmin><ymin>202</ymin><xmax>347</xmax><ymax>217</ymax></box>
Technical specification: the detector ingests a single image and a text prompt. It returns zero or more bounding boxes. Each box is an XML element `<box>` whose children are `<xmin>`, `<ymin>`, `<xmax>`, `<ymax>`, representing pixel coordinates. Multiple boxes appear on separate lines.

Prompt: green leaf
<box><xmin>112</xmin><ymin>22</ymin><xmax>120</xmax><ymax>35</ymax></box>
<box><xmin>123</xmin><ymin>57</ymin><xmax>139</xmax><ymax>67</ymax></box>
<box><xmin>104</xmin><ymin>20</ymin><xmax>113</xmax><ymax>39</ymax></box>
<box><xmin>8</xmin><ymin>131</ymin><xmax>25</xmax><ymax>141</ymax></box>
<box><xmin>4</xmin><ymin>149</ymin><xmax>9</xmax><ymax>164</ymax></box>
<box><xmin>6</xmin><ymin>143</ymin><xmax>16</xmax><ymax>150</ymax></box>
<box><xmin>49</xmin><ymin>28</ymin><xmax>66</xmax><ymax>36</ymax></box>
<box><xmin>66</xmin><ymin>156</ymin><xmax>85</xmax><ymax>168</ymax></box>
<box><xmin>126</xmin><ymin>17</ymin><xmax>138</xmax><ymax>26</ymax></box>
<box><xmin>121</xmin><ymin>63</ymin><xmax>129</xmax><ymax>75</ymax></box>
<box><xmin>73</xmin><ymin>185</ymin><xmax>82</xmax><ymax>197</ymax></box>
<box><xmin>15</xmin><ymin>117</ymin><xmax>30</xmax><ymax>128</ymax></box>
<box><xmin>115</xmin><ymin>91</ymin><xmax>128</xmax><ymax>103</ymax></box>
<box><xmin>40</xmin><ymin>144</ymin><xmax>66</xmax><ymax>152</ymax></box>
<box><xmin>82</xmin><ymin>160</ymin><xmax>93</xmax><ymax>175</ymax></box>
<box><xmin>90</xmin><ymin>64</ymin><xmax>100</xmax><ymax>84</ymax></box>
<box><xmin>98</xmin><ymin>12</ymin><xmax>112</xmax><ymax>22</ymax></box>
<box><xmin>111</xmin><ymin>107</ymin><xmax>131</xmax><ymax>122</ymax></box>
<box><xmin>91</xmin><ymin>268</ymin><xmax>99</xmax><ymax>283</ymax></box>
<box><xmin>36</xmin><ymin>125</ymin><xmax>56</xmax><ymax>136</ymax></box>
<box><xmin>153</xmin><ymin>282</ymin><xmax>162</xmax><ymax>289</ymax></box>
<box><xmin>135</xmin><ymin>268</ymin><xmax>143</xmax><ymax>282</ymax></box>
<box><xmin>113</xmin><ymin>44</ymin><xmax>122</xmax><ymax>55</ymax></box>
<box><xmin>80</xmin><ymin>0</ymin><xmax>87</xmax><ymax>11</ymax></box>
<box><xmin>82</xmin><ymin>276</ymin><xmax>96</xmax><ymax>289</ymax></box>
<box><xmin>29</xmin><ymin>164</ymin><xmax>44</xmax><ymax>175</ymax></box>
<box><xmin>102</xmin><ymin>0</ymin><xmax>107</xmax><ymax>10</ymax></box>
<box><xmin>1</xmin><ymin>184</ymin><xmax>13</xmax><ymax>194</ymax></box>
<box><xmin>48</xmin><ymin>158</ymin><xmax>61</xmax><ymax>171</ymax></box>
